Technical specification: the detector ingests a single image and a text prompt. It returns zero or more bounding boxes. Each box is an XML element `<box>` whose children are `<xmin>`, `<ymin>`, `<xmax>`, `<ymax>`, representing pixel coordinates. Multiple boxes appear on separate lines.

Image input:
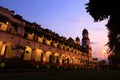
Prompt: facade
<box><xmin>0</xmin><ymin>6</ymin><xmax>96</xmax><ymax>69</ymax></box>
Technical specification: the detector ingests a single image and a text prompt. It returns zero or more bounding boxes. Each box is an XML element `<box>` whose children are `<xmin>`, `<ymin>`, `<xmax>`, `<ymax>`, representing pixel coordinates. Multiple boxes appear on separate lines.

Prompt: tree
<box><xmin>108</xmin><ymin>54</ymin><xmax>120</xmax><ymax>67</ymax></box>
<box><xmin>98</xmin><ymin>60</ymin><xmax>107</xmax><ymax>70</ymax></box>
<box><xmin>98</xmin><ymin>60</ymin><xmax>106</xmax><ymax>65</ymax></box>
<box><xmin>85</xmin><ymin>0</ymin><xmax>120</xmax><ymax>55</ymax></box>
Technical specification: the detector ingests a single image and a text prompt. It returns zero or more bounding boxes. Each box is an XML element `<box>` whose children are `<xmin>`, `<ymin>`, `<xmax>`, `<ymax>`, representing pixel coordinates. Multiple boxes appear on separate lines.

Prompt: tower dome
<box><xmin>76</xmin><ymin>37</ymin><xmax>80</xmax><ymax>41</ymax></box>
<box><xmin>82</xmin><ymin>28</ymin><xmax>88</xmax><ymax>35</ymax></box>
<box><xmin>75</xmin><ymin>37</ymin><xmax>80</xmax><ymax>45</ymax></box>
<box><xmin>82</xmin><ymin>28</ymin><xmax>89</xmax><ymax>39</ymax></box>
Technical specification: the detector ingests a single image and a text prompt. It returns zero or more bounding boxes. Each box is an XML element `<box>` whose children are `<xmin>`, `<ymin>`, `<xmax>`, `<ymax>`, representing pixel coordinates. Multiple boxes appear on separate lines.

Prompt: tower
<box><xmin>82</xmin><ymin>28</ymin><xmax>90</xmax><ymax>49</ymax></box>
<box><xmin>82</xmin><ymin>28</ymin><xmax>92</xmax><ymax>57</ymax></box>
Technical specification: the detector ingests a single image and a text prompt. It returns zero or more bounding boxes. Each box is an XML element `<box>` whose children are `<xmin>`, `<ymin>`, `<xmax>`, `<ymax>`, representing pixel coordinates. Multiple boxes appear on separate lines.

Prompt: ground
<box><xmin>0</xmin><ymin>69</ymin><xmax>120</xmax><ymax>80</ymax></box>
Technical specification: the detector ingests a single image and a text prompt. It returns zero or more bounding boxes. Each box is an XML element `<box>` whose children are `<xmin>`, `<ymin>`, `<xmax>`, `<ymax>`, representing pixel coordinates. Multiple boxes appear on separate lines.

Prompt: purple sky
<box><xmin>0</xmin><ymin>0</ymin><xmax>108</xmax><ymax>60</ymax></box>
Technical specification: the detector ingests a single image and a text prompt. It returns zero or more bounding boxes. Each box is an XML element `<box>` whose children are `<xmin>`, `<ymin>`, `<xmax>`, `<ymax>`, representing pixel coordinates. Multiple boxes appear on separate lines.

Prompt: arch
<box><xmin>44</xmin><ymin>51</ymin><xmax>53</xmax><ymax>63</ymax></box>
<box><xmin>66</xmin><ymin>56</ymin><xmax>70</xmax><ymax>64</ymax></box>
<box><xmin>72</xmin><ymin>57</ymin><xmax>75</xmax><ymax>64</ymax></box>
<box><xmin>0</xmin><ymin>41</ymin><xmax>4</xmax><ymax>55</ymax></box>
<box><xmin>4</xmin><ymin>43</ymin><xmax>13</xmax><ymax>58</ymax></box>
<box><xmin>23</xmin><ymin>46</ymin><xmax>32</xmax><ymax>60</ymax></box>
<box><xmin>0</xmin><ymin>41</ymin><xmax>7</xmax><ymax>56</ymax></box>
<box><xmin>61</xmin><ymin>54</ymin><xmax>66</xmax><ymax>64</ymax></box>
<box><xmin>35</xmin><ymin>49</ymin><xmax>43</xmax><ymax>62</ymax></box>
<box><xmin>54</xmin><ymin>52</ymin><xmax>60</xmax><ymax>63</ymax></box>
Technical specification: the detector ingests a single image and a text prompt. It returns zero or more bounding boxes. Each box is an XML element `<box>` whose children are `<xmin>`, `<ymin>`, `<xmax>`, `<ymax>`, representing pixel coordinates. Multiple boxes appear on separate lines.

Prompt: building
<box><xmin>0</xmin><ymin>6</ymin><xmax>96</xmax><ymax>69</ymax></box>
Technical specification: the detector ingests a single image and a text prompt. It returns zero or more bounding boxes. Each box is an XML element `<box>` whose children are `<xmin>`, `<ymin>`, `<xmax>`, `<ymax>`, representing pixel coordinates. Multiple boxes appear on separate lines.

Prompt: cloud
<box><xmin>90</xmin><ymin>42</ymin><xmax>99</xmax><ymax>44</ymax></box>
<box><xmin>67</xmin><ymin>17</ymin><xmax>88</xmax><ymax>28</ymax></box>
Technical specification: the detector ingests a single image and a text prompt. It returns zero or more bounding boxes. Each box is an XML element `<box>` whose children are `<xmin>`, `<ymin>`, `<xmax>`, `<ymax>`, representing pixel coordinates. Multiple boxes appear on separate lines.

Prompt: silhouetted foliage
<box><xmin>98</xmin><ymin>60</ymin><xmax>106</xmax><ymax>66</ymax></box>
<box><xmin>108</xmin><ymin>54</ymin><xmax>120</xmax><ymax>67</ymax></box>
<box><xmin>86</xmin><ymin>0</ymin><xmax>120</xmax><ymax>55</ymax></box>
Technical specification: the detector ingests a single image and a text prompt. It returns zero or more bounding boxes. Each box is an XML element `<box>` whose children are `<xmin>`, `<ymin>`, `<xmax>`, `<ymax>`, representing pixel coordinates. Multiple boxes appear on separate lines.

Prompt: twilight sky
<box><xmin>0</xmin><ymin>0</ymin><xmax>108</xmax><ymax>60</ymax></box>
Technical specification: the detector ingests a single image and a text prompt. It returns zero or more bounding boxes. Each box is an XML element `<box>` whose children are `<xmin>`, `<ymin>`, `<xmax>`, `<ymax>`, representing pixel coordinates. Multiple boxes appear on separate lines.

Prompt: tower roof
<box><xmin>82</xmin><ymin>28</ymin><xmax>88</xmax><ymax>34</ymax></box>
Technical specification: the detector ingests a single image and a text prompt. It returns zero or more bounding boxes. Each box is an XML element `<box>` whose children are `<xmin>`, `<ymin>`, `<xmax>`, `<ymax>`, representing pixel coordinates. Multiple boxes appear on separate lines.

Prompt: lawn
<box><xmin>0</xmin><ymin>70</ymin><xmax>120</xmax><ymax>80</ymax></box>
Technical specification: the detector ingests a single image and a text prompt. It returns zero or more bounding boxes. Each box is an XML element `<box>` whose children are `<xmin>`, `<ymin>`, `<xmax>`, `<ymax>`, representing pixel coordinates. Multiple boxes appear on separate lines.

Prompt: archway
<box><xmin>35</xmin><ymin>49</ymin><xmax>43</xmax><ymax>62</ymax></box>
<box><xmin>44</xmin><ymin>51</ymin><xmax>53</xmax><ymax>63</ymax></box>
<box><xmin>54</xmin><ymin>52</ymin><xmax>60</xmax><ymax>63</ymax></box>
<box><xmin>66</xmin><ymin>56</ymin><xmax>70</xmax><ymax>64</ymax></box>
<box><xmin>72</xmin><ymin>57</ymin><xmax>75</xmax><ymax>64</ymax></box>
<box><xmin>23</xmin><ymin>46</ymin><xmax>32</xmax><ymax>60</ymax></box>
<box><xmin>69</xmin><ymin>56</ymin><xmax>73</xmax><ymax>64</ymax></box>
<box><xmin>0</xmin><ymin>41</ymin><xmax>7</xmax><ymax>56</ymax></box>
<box><xmin>61</xmin><ymin>54</ymin><xmax>66</xmax><ymax>64</ymax></box>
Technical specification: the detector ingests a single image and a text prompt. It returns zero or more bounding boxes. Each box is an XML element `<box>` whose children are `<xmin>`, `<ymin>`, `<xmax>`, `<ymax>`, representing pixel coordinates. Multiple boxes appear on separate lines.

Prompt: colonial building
<box><xmin>0</xmin><ymin>6</ymin><xmax>96</xmax><ymax>69</ymax></box>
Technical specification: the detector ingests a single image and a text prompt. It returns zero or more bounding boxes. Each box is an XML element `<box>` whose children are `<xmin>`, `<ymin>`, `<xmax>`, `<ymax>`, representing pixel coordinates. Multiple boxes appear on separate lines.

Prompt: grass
<box><xmin>0</xmin><ymin>70</ymin><xmax>120</xmax><ymax>80</ymax></box>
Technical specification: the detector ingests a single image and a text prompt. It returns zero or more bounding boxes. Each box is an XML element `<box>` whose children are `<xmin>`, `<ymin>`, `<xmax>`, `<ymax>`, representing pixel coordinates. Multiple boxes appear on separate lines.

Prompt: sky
<box><xmin>0</xmin><ymin>0</ymin><xmax>108</xmax><ymax>60</ymax></box>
